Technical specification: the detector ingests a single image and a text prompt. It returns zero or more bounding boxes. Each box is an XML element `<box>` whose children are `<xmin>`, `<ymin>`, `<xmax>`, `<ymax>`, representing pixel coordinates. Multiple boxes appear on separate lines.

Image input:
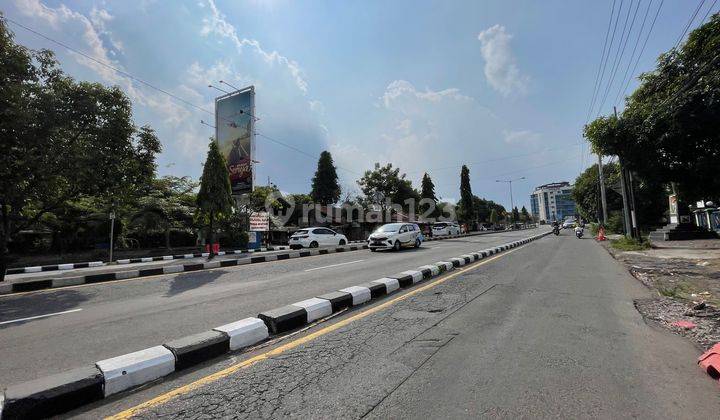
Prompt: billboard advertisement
<box><xmin>215</xmin><ymin>86</ymin><xmax>255</xmax><ymax>195</ymax></box>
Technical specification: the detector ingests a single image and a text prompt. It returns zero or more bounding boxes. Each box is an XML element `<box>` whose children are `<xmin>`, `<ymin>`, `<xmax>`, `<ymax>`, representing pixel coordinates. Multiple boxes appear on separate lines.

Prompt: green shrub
<box><xmin>611</xmin><ymin>236</ymin><xmax>650</xmax><ymax>251</ymax></box>
<box><xmin>606</xmin><ymin>212</ymin><xmax>624</xmax><ymax>234</ymax></box>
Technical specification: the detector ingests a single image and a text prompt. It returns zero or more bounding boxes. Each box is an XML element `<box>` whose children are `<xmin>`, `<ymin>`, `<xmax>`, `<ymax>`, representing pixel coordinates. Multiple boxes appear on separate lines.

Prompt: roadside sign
<box><xmin>249</xmin><ymin>212</ymin><xmax>269</xmax><ymax>231</ymax></box>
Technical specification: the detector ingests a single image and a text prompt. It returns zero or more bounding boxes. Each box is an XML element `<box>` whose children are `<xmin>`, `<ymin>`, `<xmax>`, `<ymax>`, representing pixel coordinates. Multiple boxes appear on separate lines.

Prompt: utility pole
<box><xmin>597</xmin><ymin>154</ymin><xmax>608</xmax><ymax>225</ymax></box>
<box><xmin>108</xmin><ymin>209</ymin><xmax>116</xmax><ymax>262</ymax></box>
<box><xmin>614</xmin><ymin>107</ymin><xmax>633</xmax><ymax>238</ymax></box>
<box><xmin>495</xmin><ymin>177</ymin><xmax>525</xmax><ymax>224</ymax></box>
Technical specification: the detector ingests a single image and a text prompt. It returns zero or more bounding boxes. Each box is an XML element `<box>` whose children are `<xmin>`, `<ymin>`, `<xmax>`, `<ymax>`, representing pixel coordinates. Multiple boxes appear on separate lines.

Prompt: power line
<box><xmin>596</xmin><ymin>0</ymin><xmax>642</xmax><ymax>116</ymax></box>
<box><xmin>614</xmin><ymin>0</ymin><xmax>654</xmax><ymax>107</ymax></box>
<box><xmin>700</xmin><ymin>0</ymin><xmax>720</xmax><ymax>23</ymax></box>
<box><xmin>674</xmin><ymin>0</ymin><xmax>707</xmax><ymax>50</ymax></box>
<box><xmin>586</xmin><ymin>0</ymin><xmax>618</xmax><ymax>123</ymax></box>
<box><xmin>4</xmin><ymin>16</ymin><xmax>340</xmax><ymax>173</ymax></box>
<box><xmin>590</xmin><ymin>0</ymin><xmax>626</xmax><ymax>118</ymax></box>
<box><xmin>617</xmin><ymin>0</ymin><xmax>665</xmax><ymax>104</ymax></box>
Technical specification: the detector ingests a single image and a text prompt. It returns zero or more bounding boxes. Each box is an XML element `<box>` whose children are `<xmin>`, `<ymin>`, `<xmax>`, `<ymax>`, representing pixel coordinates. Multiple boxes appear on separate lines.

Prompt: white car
<box><xmin>431</xmin><ymin>222</ymin><xmax>461</xmax><ymax>236</ymax></box>
<box><xmin>368</xmin><ymin>223</ymin><xmax>422</xmax><ymax>251</ymax></box>
<box><xmin>289</xmin><ymin>227</ymin><xmax>348</xmax><ymax>249</ymax></box>
<box><xmin>562</xmin><ymin>219</ymin><xmax>576</xmax><ymax>229</ymax></box>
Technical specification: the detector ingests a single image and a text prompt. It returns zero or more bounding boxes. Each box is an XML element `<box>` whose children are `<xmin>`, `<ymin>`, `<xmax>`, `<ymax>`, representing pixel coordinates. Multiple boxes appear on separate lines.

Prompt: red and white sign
<box><xmin>249</xmin><ymin>212</ymin><xmax>270</xmax><ymax>231</ymax></box>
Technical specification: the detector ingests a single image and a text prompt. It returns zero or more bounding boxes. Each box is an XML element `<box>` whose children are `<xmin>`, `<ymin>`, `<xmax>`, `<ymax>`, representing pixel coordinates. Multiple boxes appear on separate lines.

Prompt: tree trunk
<box><xmin>207</xmin><ymin>211</ymin><xmax>215</xmax><ymax>260</ymax></box>
<box><xmin>165</xmin><ymin>226</ymin><xmax>171</xmax><ymax>250</ymax></box>
<box><xmin>0</xmin><ymin>202</ymin><xmax>10</xmax><ymax>282</ymax></box>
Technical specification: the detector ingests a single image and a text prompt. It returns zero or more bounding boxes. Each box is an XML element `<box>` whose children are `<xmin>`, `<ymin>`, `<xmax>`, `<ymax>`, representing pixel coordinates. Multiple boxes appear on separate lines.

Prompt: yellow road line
<box><xmin>106</xmin><ymin>245</ymin><xmax>522</xmax><ymax>420</ymax></box>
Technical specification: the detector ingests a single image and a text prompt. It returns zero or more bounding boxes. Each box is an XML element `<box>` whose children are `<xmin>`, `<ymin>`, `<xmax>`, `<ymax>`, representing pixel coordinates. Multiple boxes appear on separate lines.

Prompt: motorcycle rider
<box><xmin>551</xmin><ymin>220</ymin><xmax>560</xmax><ymax>235</ymax></box>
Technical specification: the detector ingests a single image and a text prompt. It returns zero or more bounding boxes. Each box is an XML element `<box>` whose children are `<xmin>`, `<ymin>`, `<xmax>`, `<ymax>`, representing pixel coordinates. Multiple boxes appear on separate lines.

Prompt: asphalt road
<box><xmin>77</xmin><ymin>229</ymin><xmax>720</xmax><ymax>419</ymax></box>
<box><xmin>0</xmin><ymin>229</ymin><xmax>536</xmax><ymax>386</ymax></box>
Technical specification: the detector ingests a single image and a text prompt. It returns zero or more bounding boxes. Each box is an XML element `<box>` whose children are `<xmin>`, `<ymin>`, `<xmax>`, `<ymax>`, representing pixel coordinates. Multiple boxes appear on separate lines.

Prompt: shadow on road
<box><xmin>164</xmin><ymin>270</ymin><xmax>225</xmax><ymax>297</ymax></box>
<box><xmin>0</xmin><ymin>289</ymin><xmax>90</xmax><ymax>327</ymax></box>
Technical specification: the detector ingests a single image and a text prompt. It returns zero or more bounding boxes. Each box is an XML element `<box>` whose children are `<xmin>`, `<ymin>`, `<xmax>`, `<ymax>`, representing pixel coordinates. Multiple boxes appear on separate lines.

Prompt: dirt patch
<box><xmin>602</xmin><ymin>241</ymin><xmax>720</xmax><ymax>351</ymax></box>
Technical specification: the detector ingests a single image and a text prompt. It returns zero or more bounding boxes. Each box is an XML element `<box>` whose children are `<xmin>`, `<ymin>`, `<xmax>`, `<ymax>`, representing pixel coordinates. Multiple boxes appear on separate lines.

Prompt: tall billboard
<box><xmin>215</xmin><ymin>86</ymin><xmax>255</xmax><ymax>195</ymax></box>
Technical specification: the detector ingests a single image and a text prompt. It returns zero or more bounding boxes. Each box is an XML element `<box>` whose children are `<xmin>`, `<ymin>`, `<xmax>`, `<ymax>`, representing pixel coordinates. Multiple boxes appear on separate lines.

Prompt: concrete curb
<box><xmin>0</xmin><ymin>244</ymin><xmax>369</xmax><ymax>296</ymax></box>
<box><xmin>5</xmin><ymin>247</ymin><xmax>291</xmax><ymax>275</ymax></box>
<box><xmin>0</xmin><ymin>231</ymin><xmax>550</xmax><ymax>418</ymax></box>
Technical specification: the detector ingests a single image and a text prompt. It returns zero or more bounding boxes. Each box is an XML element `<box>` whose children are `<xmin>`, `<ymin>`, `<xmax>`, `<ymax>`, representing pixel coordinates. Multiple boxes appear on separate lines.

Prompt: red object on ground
<box><xmin>671</xmin><ymin>320</ymin><xmax>696</xmax><ymax>329</ymax></box>
<box><xmin>698</xmin><ymin>343</ymin><xmax>720</xmax><ymax>380</ymax></box>
<box><xmin>596</xmin><ymin>226</ymin><xmax>607</xmax><ymax>241</ymax></box>
<box><xmin>205</xmin><ymin>243</ymin><xmax>220</xmax><ymax>253</ymax></box>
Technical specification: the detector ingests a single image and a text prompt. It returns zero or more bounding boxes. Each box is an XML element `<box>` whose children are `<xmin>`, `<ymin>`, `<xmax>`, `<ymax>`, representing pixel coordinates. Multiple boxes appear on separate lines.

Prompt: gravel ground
<box><xmin>602</xmin><ymin>241</ymin><xmax>720</xmax><ymax>351</ymax></box>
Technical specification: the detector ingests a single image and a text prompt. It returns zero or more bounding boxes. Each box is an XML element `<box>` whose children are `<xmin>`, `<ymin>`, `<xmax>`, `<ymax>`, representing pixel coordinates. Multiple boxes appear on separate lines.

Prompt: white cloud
<box><xmin>503</xmin><ymin>129</ymin><xmax>540</xmax><ymax>145</ymax></box>
<box><xmin>381</xmin><ymin>80</ymin><xmax>471</xmax><ymax>109</ymax></box>
<box><xmin>477</xmin><ymin>25</ymin><xmax>528</xmax><ymax>96</ymax></box>
<box><xmin>201</xmin><ymin>0</ymin><xmax>309</xmax><ymax>94</ymax></box>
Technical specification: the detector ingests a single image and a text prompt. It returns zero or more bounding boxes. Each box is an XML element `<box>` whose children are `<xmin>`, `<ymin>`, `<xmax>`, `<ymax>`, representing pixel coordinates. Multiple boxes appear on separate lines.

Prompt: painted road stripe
<box><xmin>304</xmin><ymin>260</ymin><xmax>365</xmax><ymax>272</ymax></box>
<box><xmin>0</xmin><ymin>308</ymin><xmax>83</xmax><ymax>325</ymax></box>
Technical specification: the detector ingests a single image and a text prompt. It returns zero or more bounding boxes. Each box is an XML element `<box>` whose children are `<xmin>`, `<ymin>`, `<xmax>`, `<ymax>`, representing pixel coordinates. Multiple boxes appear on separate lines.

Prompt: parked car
<box><xmin>562</xmin><ymin>219</ymin><xmax>576</xmax><ymax>229</ymax></box>
<box><xmin>368</xmin><ymin>223</ymin><xmax>422</xmax><ymax>251</ymax></box>
<box><xmin>431</xmin><ymin>222</ymin><xmax>461</xmax><ymax>236</ymax></box>
<box><xmin>288</xmin><ymin>227</ymin><xmax>348</xmax><ymax>249</ymax></box>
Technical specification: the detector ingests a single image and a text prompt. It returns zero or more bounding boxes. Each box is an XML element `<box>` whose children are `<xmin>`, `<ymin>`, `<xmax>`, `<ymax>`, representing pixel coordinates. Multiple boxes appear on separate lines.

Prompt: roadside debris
<box><xmin>602</xmin><ymin>242</ymin><xmax>720</xmax><ymax>351</ymax></box>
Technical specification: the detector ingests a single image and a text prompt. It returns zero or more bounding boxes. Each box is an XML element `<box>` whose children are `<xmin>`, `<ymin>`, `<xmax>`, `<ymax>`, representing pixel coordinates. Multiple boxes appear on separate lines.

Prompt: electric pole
<box><xmin>597</xmin><ymin>154</ymin><xmax>608</xmax><ymax>225</ymax></box>
<box><xmin>614</xmin><ymin>107</ymin><xmax>633</xmax><ymax>238</ymax></box>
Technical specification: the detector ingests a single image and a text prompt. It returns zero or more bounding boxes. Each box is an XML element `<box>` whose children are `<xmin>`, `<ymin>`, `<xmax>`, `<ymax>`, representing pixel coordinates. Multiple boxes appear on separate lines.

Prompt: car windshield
<box><xmin>376</xmin><ymin>224</ymin><xmax>401</xmax><ymax>233</ymax></box>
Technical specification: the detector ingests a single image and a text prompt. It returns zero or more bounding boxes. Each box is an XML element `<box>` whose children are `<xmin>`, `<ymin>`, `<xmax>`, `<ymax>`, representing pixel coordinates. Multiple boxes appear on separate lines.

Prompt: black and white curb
<box><xmin>5</xmin><ymin>261</ymin><xmax>105</xmax><ymax>276</ymax></box>
<box><xmin>0</xmin><ymin>231</ymin><xmax>549</xmax><ymax>418</ymax></box>
<box><xmin>4</xmin><ymin>247</ymin><xmax>290</xmax><ymax>276</ymax></box>
<box><xmin>0</xmin><ymin>245</ymin><xmax>368</xmax><ymax>296</ymax></box>
<box><xmin>115</xmin><ymin>246</ymin><xmax>289</xmax><ymax>265</ymax></box>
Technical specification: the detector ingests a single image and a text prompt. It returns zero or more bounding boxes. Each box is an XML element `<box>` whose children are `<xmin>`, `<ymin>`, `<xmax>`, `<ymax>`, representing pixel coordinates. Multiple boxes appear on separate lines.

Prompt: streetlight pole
<box><xmin>496</xmin><ymin>177</ymin><xmax>525</xmax><ymax>224</ymax></box>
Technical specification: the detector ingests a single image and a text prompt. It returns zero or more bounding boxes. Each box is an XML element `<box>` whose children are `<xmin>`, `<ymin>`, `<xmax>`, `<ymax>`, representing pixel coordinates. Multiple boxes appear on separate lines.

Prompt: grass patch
<box><xmin>611</xmin><ymin>236</ymin><xmax>650</xmax><ymax>251</ymax></box>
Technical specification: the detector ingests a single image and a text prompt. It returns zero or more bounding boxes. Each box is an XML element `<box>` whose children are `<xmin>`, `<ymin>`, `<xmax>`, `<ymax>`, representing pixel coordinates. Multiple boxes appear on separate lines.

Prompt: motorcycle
<box><xmin>575</xmin><ymin>226</ymin><xmax>584</xmax><ymax>238</ymax></box>
<box><xmin>553</xmin><ymin>225</ymin><xmax>560</xmax><ymax>235</ymax></box>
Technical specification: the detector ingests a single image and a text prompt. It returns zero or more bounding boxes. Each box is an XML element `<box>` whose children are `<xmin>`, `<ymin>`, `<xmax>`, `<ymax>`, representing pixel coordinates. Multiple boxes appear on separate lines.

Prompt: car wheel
<box><xmin>339</xmin><ymin>239</ymin><xmax>346</xmax><ymax>246</ymax></box>
<box><xmin>370</xmin><ymin>248</ymin><xmax>377</xmax><ymax>252</ymax></box>
<box><xmin>310</xmin><ymin>241</ymin><xmax>319</xmax><ymax>248</ymax></box>
<box><xmin>414</xmin><ymin>238</ymin><xmax>421</xmax><ymax>248</ymax></box>
<box><xmin>393</xmin><ymin>240</ymin><xmax>401</xmax><ymax>251</ymax></box>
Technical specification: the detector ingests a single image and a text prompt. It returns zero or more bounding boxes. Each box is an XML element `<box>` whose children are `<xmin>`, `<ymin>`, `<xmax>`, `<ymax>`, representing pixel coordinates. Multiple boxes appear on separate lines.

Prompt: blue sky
<box><xmin>3</xmin><ymin>0</ymin><xmax>711</xmax><ymax>209</ymax></box>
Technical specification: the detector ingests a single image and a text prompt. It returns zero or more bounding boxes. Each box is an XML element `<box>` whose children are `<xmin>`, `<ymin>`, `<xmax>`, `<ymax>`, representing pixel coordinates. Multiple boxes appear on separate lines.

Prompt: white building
<box><xmin>530</xmin><ymin>182</ymin><xmax>576</xmax><ymax>222</ymax></box>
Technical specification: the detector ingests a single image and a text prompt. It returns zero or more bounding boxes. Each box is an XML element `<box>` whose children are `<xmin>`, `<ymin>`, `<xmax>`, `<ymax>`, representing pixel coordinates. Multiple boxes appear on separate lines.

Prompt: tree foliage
<box><xmin>585</xmin><ymin>14</ymin><xmax>720</xmax><ymax>203</ymax></box>
<box><xmin>310</xmin><ymin>151</ymin><xmax>341</xmax><ymax>205</ymax></box>
<box><xmin>0</xmin><ymin>18</ymin><xmax>161</xmax><ymax>277</ymax></box>
<box><xmin>458</xmin><ymin>165</ymin><xmax>474</xmax><ymax>222</ymax></box>
<box><xmin>420</xmin><ymin>173</ymin><xmax>437</xmax><ymax>217</ymax></box>
<box><xmin>196</xmin><ymin>141</ymin><xmax>234</xmax><ymax>255</ymax></box>
<box><xmin>357</xmin><ymin>163</ymin><xmax>419</xmax><ymax>211</ymax></box>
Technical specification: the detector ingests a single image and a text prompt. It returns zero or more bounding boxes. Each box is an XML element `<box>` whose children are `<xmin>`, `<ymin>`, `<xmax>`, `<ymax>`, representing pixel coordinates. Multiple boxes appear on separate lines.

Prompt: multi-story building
<box><xmin>530</xmin><ymin>182</ymin><xmax>577</xmax><ymax>222</ymax></box>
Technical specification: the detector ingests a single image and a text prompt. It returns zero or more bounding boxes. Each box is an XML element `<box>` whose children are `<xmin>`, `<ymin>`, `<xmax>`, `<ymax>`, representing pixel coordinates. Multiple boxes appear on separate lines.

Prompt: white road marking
<box><xmin>304</xmin><ymin>260</ymin><xmax>365</xmax><ymax>272</ymax></box>
<box><xmin>0</xmin><ymin>308</ymin><xmax>83</xmax><ymax>325</ymax></box>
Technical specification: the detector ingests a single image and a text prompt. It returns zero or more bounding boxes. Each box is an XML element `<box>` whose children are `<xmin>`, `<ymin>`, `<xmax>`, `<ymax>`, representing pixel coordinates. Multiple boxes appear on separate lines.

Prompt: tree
<box><xmin>420</xmin><ymin>173</ymin><xmax>437</xmax><ymax>217</ymax></box>
<box><xmin>489</xmin><ymin>209</ymin><xmax>498</xmax><ymax>226</ymax></box>
<box><xmin>310</xmin><ymin>151</ymin><xmax>341</xmax><ymax>205</ymax></box>
<box><xmin>458</xmin><ymin>165</ymin><xmax>474</xmax><ymax>222</ymax></box>
<box><xmin>357</xmin><ymin>163</ymin><xmax>419</xmax><ymax>213</ymax></box>
<box><xmin>585</xmin><ymin>14</ymin><xmax>720</xmax><ymax>204</ymax></box>
<box><xmin>196</xmin><ymin>141</ymin><xmax>234</xmax><ymax>259</ymax></box>
<box><xmin>520</xmin><ymin>206</ymin><xmax>531</xmax><ymax>224</ymax></box>
<box><xmin>572</xmin><ymin>162</ymin><xmax>622</xmax><ymax>223</ymax></box>
<box><xmin>511</xmin><ymin>207</ymin><xmax>520</xmax><ymax>224</ymax></box>
<box><xmin>0</xmin><ymin>19</ymin><xmax>161</xmax><ymax>279</ymax></box>
<box><xmin>129</xmin><ymin>176</ymin><xmax>197</xmax><ymax>249</ymax></box>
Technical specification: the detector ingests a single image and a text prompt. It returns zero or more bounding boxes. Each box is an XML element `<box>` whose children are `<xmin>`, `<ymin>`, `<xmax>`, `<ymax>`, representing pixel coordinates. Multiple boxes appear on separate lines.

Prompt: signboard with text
<box><xmin>215</xmin><ymin>86</ymin><xmax>255</xmax><ymax>195</ymax></box>
<box><xmin>249</xmin><ymin>212</ymin><xmax>270</xmax><ymax>231</ymax></box>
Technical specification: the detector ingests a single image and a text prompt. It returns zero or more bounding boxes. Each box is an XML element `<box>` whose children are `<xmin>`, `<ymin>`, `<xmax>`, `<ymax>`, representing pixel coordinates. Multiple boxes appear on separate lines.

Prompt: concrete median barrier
<box><xmin>291</xmin><ymin>298</ymin><xmax>333</xmax><ymax>323</ymax></box>
<box><xmin>214</xmin><ymin>318</ymin><xmax>269</xmax><ymax>351</ymax></box>
<box><xmin>258</xmin><ymin>305</ymin><xmax>308</xmax><ymax>334</ymax></box>
<box><xmin>316</xmin><ymin>291</ymin><xmax>354</xmax><ymax>312</ymax></box>
<box><xmin>164</xmin><ymin>331</ymin><xmax>230</xmax><ymax>371</ymax></box>
<box><xmin>339</xmin><ymin>285</ymin><xmax>372</xmax><ymax>305</ymax></box>
<box><xmin>1</xmin><ymin>366</ymin><xmax>104</xmax><ymax>419</ymax></box>
<box><xmin>96</xmin><ymin>346</ymin><xmax>175</xmax><ymax>397</ymax></box>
